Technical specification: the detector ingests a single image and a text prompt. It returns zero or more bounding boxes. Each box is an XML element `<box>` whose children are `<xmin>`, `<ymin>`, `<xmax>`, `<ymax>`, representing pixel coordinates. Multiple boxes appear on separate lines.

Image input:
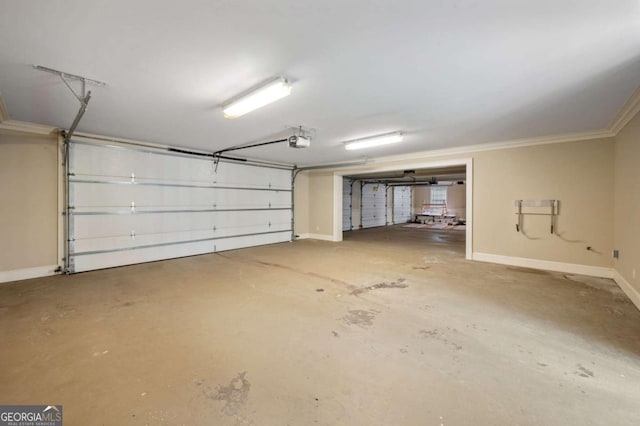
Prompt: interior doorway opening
<box><xmin>339</xmin><ymin>159</ymin><xmax>472</xmax><ymax>259</ymax></box>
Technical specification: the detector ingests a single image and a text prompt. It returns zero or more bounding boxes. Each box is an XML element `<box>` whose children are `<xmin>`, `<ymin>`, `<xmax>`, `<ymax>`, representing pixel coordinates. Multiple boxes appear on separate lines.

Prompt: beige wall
<box><xmin>293</xmin><ymin>171</ymin><xmax>309</xmax><ymax>236</ymax></box>
<box><xmin>613</xmin><ymin>112</ymin><xmax>640</xmax><ymax>292</ymax></box>
<box><xmin>447</xmin><ymin>184</ymin><xmax>466</xmax><ymax>220</ymax></box>
<box><xmin>298</xmin><ymin>137</ymin><xmax>615</xmax><ymax>268</ymax></box>
<box><xmin>473</xmin><ymin>139</ymin><xmax>613</xmax><ymax>267</ymax></box>
<box><xmin>295</xmin><ymin>172</ymin><xmax>336</xmax><ymax>236</ymax></box>
<box><xmin>0</xmin><ymin>130</ymin><xmax>59</xmax><ymax>271</ymax></box>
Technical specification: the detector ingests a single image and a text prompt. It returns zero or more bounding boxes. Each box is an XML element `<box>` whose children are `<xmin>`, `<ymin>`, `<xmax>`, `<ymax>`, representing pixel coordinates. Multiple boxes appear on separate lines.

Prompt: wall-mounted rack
<box><xmin>514</xmin><ymin>199</ymin><xmax>559</xmax><ymax>234</ymax></box>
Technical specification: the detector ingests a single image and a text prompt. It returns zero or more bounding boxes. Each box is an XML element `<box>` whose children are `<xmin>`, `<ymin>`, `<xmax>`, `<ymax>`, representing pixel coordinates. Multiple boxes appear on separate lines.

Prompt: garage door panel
<box><xmin>67</xmin><ymin>141</ymin><xmax>293</xmax><ymax>272</ymax></box>
<box><xmin>72</xmin><ymin>210</ymin><xmax>291</xmax><ymax>239</ymax></box>
<box><xmin>71</xmin><ymin>142</ymin><xmax>291</xmax><ymax>190</ymax></box>
<box><xmin>73</xmin><ymin>212</ymin><xmax>215</xmax><ymax>238</ymax></box>
<box><xmin>361</xmin><ymin>183</ymin><xmax>386</xmax><ymax>228</ymax></box>
<box><xmin>214</xmin><ymin>162</ymin><xmax>291</xmax><ymax>190</ymax></box>
<box><xmin>70</xmin><ymin>183</ymin><xmax>291</xmax><ymax>211</ymax></box>
<box><xmin>393</xmin><ymin>186</ymin><xmax>412</xmax><ymax>224</ymax></box>
<box><xmin>72</xmin><ymin>221</ymin><xmax>291</xmax><ymax>253</ymax></box>
<box><xmin>71</xmin><ymin>143</ymin><xmax>216</xmax><ymax>183</ymax></box>
<box><xmin>71</xmin><ymin>231</ymin><xmax>292</xmax><ymax>273</ymax></box>
<box><xmin>72</xmin><ymin>240</ymin><xmax>216</xmax><ymax>273</ymax></box>
<box><xmin>342</xmin><ymin>178</ymin><xmax>352</xmax><ymax>231</ymax></box>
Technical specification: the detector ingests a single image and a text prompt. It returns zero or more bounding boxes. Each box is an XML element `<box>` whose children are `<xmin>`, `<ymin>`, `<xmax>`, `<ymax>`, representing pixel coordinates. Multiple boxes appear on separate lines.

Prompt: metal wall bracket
<box><xmin>514</xmin><ymin>199</ymin><xmax>559</xmax><ymax>234</ymax></box>
<box><xmin>34</xmin><ymin>65</ymin><xmax>106</xmax><ymax>148</ymax></box>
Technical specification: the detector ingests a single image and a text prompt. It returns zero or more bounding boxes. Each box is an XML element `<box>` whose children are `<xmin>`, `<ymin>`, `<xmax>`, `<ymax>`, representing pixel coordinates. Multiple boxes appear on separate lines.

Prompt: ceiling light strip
<box><xmin>344</xmin><ymin>132</ymin><xmax>403</xmax><ymax>150</ymax></box>
<box><xmin>223</xmin><ymin>77</ymin><xmax>291</xmax><ymax>119</ymax></box>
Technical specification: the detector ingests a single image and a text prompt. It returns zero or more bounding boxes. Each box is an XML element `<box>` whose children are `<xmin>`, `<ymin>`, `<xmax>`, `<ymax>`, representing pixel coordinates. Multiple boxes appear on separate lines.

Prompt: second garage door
<box><xmin>361</xmin><ymin>183</ymin><xmax>386</xmax><ymax>228</ymax></box>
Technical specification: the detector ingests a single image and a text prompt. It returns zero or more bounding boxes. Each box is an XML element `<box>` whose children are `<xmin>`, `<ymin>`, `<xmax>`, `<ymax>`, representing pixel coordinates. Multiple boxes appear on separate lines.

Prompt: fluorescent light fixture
<box><xmin>344</xmin><ymin>132</ymin><xmax>403</xmax><ymax>150</ymax></box>
<box><xmin>223</xmin><ymin>77</ymin><xmax>291</xmax><ymax>119</ymax></box>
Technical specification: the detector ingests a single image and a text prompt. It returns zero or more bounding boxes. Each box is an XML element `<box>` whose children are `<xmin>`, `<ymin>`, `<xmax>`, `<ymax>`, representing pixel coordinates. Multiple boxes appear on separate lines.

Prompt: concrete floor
<box><xmin>1</xmin><ymin>226</ymin><xmax>639</xmax><ymax>425</ymax></box>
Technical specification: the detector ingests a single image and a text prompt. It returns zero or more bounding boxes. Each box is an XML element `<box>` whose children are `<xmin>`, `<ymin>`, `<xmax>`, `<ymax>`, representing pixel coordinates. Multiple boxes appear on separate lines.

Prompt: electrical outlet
<box><xmin>612</xmin><ymin>249</ymin><xmax>619</xmax><ymax>259</ymax></box>
<box><xmin>633</xmin><ymin>268</ymin><xmax>637</xmax><ymax>280</ymax></box>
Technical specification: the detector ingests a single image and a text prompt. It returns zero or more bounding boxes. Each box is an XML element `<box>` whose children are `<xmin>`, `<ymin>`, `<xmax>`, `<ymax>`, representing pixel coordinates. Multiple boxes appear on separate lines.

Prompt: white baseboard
<box><xmin>472</xmin><ymin>253</ymin><xmax>613</xmax><ymax>278</ymax></box>
<box><xmin>0</xmin><ymin>265</ymin><xmax>61</xmax><ymax>284</ymax></box>
<box><xmin>612</xmin><ymin>270</ymin><xmax>640</xmax><ymax>312</ymax></box>
<box><xmin>296</xmin><ymin>233</ymin><xmax>339</xmax><ymax>242</ymax></box>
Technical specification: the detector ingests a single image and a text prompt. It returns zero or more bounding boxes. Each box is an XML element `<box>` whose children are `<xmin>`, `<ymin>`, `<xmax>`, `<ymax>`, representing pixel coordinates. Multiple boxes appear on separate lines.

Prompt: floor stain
<box><xmin>507</xmin><ymin>267</ymin><xmax>549</xmax><ymax>275</ymax></box>
<box><xmin>605</xmin><ymin>306</ymin><xmax>625</xmax><ymax>317</ymax></box>
<box><xmin>203</xmin><ymin>371</ymin><xmax>251</xmax><ymax>416</ymax></box>
<box><xmin>351</xmin><ymin>278</ymin><xmax>408</xmax><ymax>295</ymax></box>
<box><xmin>563</xmin><ymin>274</ymin><xmax>627</xmax><ymax>298</ymax></box>
<box><xmin>0</xmin><ymin>300</ymin><xmax>29</xmax><ymax>310</ymax></box>
<box><xmin>575</xmin><ymin>364</ymin><xmax>594</xmax><ymax>378</ymax></box>
<box><xmin>419</xmin><ymin>328</ymin><xmax>462</xmax><ymax>351</ymax></box>
<box><xmin>218</xmin><ymin>254</ymin><xmax>357</xmax><ymax>291</ymax></box>
<box><xmin>305</xmin><ymin>271</ymin><xmax>355</xmax><ymax>291</ymax></box>
<box><xmin>55</xmin><ymin>303</ymin><xmax>77</xmax><ymax>319</ymax></box>
<box><xmin>465</xmin><ymin>323</ymin><xmax>488</xmax><ymax>332</ymax></box>
<box><xmin>412</xmin><ymin>266</ymin><xmax>431</xmax><ymax>270</ymax></box>
<box><xmin>42</xmin><ymin>326</ymin><xmax>56</xmax><ymax>336</ymax></box>
<box><xmin>342</xmin><ymin>309</ymin><xmax>379</xmax><ymax>328</ymax></box>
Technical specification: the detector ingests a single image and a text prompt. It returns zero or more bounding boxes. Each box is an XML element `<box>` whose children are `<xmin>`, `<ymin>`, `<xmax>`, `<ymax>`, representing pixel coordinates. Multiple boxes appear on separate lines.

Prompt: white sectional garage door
<box><xmin>361</xmin><ymin>183</ymin><xmax>386</xmax><ymax>228</ymax></box>
<box><xmin>393</xmin><ymin>186</ymin><xmax>412</xmax><ymax>224</ymax></box>
<box><xmin>66</xmin><ymin>140</ymin><xmax>292</xmax><ymax>273</ymax></box>
<box><xmin>342</xmin><ymin>178</ymin><xmax>352</xmax><ymax>231</ymax></box>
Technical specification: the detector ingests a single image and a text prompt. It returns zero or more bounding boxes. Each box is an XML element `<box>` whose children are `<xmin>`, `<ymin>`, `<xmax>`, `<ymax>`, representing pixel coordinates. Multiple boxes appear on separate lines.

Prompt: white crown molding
<box><xmin>0</xmin><ymin>94</ymin><xmax>57</xmax><ymax>135</ymax></box>
<box><xmin>305</xmin><ymin>130</ymin><xmax>615</xmax><ymax>172</ymax></box>
<box><xmin>72</xmin><ymin>131</ymin><xmax>174</xmax><ymax>151</ymax></box>
<box><xmin>609</xmin><ymin>85</ymin><xmax>640</xmax><ymax>135</ymax></box>
<box><xmin>0</xmin><ymin>119</ymin><xmax>58</xmax><ymax>136</ymax></box>
<box><xmin>363</xmin><ymin>130</ymin><xmax>615</xmax><ymax>167</ymax></box>
<box><xmin>473</xmin><ymin>252</ymin><xmax>614</xmax><ymax>279</ymax></box>
<box><xmin>612</xmin><ymin>270</ymin><xmax>640</xmax><ymax>312</ymax></box>
<box><xmin>0</xmin><ymin>265</ymin><xmax>61</xmax><ymax>284</ymax></box>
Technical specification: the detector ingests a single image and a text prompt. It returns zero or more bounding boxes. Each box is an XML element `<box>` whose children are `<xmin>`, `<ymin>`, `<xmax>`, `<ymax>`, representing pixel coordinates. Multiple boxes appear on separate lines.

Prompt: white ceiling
<box><xmin>1</xmin><ymin>0</ymin><xmax>639</xmax><ymax>165</ymax></box>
